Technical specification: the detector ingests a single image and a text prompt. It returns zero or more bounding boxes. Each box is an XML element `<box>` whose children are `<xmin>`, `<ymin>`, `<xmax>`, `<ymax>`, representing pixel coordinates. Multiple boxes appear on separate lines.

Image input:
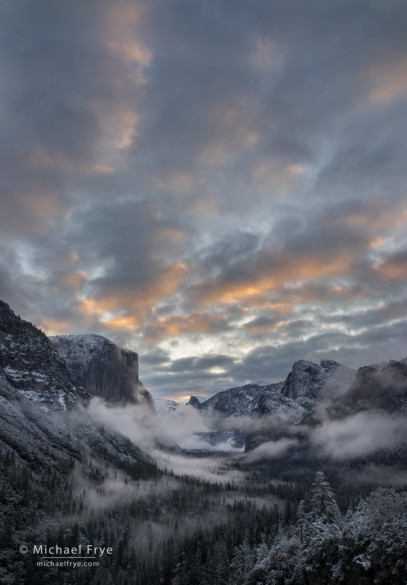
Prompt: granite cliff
<box><xmin>0</xmin><ymin>300</ymin><xmax>88</xmax><ymax>409</ymax></box>
<box><xmin>51</xmin><ymin>334</ymin><xmax>154</xmax><ymax>408</ymax></box>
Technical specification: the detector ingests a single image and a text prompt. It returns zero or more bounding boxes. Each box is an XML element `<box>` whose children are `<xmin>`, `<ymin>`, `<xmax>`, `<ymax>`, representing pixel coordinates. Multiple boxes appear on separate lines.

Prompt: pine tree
<box><xmin>308</xmin><ymin>471</ymin><xmax>340</xmax><ymax>524</ymax></box>
<box><xmin>205</xmin><ymin>538</ymin><xmax>229</xmax><ymax>585</ymax></box>
<box><xmin>302</xmin><ymin>472</ymin><xmax>342</xmax><ymax>583</ymax></box>
<box><xmin>295</xmin><ymin>500</ymin><xmax>307</xmax><ymax>544</ymax></box>
<box><xmin>229</xmin><ymin>539</ymin><xmax>255</xmax><ymax>584</ymax></box>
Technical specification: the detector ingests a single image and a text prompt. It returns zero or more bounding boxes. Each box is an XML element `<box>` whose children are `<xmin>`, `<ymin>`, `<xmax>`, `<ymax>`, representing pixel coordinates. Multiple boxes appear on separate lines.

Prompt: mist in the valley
<box><xmin>66</xmin><ymin>376</ymin><xmax>407</xmax><ymax>518</ymax></box>
<box><xmin>84</xmin><ymin>398</ymin><xmax>246</xmax><ymax>483</ymax></box>
<box><xmin>240</xmin><ymin>438</ymin><xmax>300</xmax><ymax>464</ymax></box>
<box><xmin>85</xmin><ymin>395</ymin><xmax>407</xmax><ymax>467</ymax></box>
<box><xmin>342</xmin><ymin>463</ymin><xmax>407</xmax><ymax>487</ymax></box>
<box><xmin>310</xmin><ymin>410</ymin><xmax>407</xmax><ymax>460</ymax></box>
<box><xmin>70</xmin><ymin>456</ymin><xmax>182</xmax><ymax>511</ymax></box>
<box><xmin>86</xmin><ymin>398</ymin><xmax>209</xmax><ymax>453</ymax></box>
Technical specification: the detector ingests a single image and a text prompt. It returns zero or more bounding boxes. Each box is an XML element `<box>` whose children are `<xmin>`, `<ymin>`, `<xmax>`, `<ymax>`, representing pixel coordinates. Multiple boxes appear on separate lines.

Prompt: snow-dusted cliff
<box><xmin>0</xmin><ymin>300</ymin><xmax>88</xmax><ymax>410</ymax></box>
<box><xmin>192</xmin><ymin>359</ymin><xmax>356</xmax><ymax>452</ymax></box>
<box><xmin>280</xmin><ymin>359</ymin><xmax>355</xmax><ymax>409</ymax></box>
<box><xmin>51</xmin><ymin>334</ymin><xmax>154</xmax><ymax>408</ymax></box>
<box><xmin>196</xmin><ymin>360</ymin><xmax>355</xmax><ymax>425</ymax></box>
<box><xmin>0</xmin><ymin>300</ymin><xmax>156</xmax><ymax>480</ymax></box>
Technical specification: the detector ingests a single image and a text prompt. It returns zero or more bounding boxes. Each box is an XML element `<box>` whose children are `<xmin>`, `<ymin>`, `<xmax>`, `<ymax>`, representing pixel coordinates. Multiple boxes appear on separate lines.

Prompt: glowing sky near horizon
<box><xmin>1</xmin><ymin>0</ymin><xmax>407</xmax><ymax>399</ymax></box>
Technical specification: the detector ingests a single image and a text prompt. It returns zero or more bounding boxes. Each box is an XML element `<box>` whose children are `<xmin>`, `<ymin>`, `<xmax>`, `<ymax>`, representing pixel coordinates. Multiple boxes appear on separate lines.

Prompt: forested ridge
<box><xmin>1</xmin><ymin>445</ymin><xmax>407</xmax><ymax>585</ymax></box>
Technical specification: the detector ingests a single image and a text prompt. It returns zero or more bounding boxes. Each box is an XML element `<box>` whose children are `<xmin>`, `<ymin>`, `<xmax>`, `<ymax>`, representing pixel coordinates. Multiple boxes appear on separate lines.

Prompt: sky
<box><xmin>1</xmin><ymin>0</ymin><xmax>407</xmax><ymax>401</ymax></box>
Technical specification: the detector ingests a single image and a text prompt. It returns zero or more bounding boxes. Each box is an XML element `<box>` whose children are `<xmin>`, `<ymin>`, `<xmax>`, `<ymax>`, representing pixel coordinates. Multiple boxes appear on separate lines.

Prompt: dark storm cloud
<box><xmin>1</xmin><ymin>0</ymin><xmax>407</xmax><ymax>397</ymax></box>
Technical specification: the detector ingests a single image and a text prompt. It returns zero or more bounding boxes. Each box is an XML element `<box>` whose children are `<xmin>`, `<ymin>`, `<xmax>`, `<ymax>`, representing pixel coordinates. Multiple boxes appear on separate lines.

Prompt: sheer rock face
<box><xmin>51</xmin><ymin>334</ymin><xmax>154</xmax><ymax>408</ymax></box>
<box><xmin>245</xmin><ymin>360</ymin><xmax>356</xmax><ymax>451</ymax></box>
<box><xmin>195</xmin><ymin>382</ymin><xmax>303</xmax><ymax>453</ymax></box>
<box><xmin>0</xmin><ymin>300</ymin><xmax>88</xmax><ymax>409</ymax></box>
<box><xmin>190</xmin><ymin>361</ymin><xmax>356</xmax><ymax>452</ymax></box>
<box><xmin>186</xmin><ymin>395</ymin><xmax>202</xmax><ymax>408</ymax></box>
<box><xmin>198</xmin><ymin>361</ymin><xmax>355</xmax><ymax>426</ymax></box>
<box><xmin>0</xmin><ymin>299</ymin><xmax>157</xmax><ymax>474</ymax></box>
<box><xmin>280</xmin><ymin>359</ymin><xmax>354</xmax><ymax>409</ymax></box>
<box><xmin>326</xmin><ymin>358</ymin><xmax>407</xmax><ymax>419</ymax></box>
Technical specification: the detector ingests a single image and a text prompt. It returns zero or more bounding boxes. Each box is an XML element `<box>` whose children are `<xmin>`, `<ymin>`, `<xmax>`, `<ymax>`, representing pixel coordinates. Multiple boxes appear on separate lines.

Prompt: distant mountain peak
<box><xmin>186</xmin><ymin>395</ymin><xmax>206</xmax><ymax>408</ymax></box>
<box><xmin>153</xmin><ymin>397</ymin><xmax>178</xmax><ymax>417</ymax></box>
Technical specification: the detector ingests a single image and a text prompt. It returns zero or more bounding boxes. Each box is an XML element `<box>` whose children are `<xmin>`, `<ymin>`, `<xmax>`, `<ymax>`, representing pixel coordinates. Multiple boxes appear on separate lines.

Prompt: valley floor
<box><xmin>1</xmin><ymin>446</ymin><xmax>407</xmax><ymax>585</ymax></box>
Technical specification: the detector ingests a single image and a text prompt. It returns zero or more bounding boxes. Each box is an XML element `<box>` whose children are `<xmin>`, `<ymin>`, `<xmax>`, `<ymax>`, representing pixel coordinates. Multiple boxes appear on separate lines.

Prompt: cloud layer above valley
<box><xmin>1</xmin><ymin>0</ymin><xmax>407</xmax><ymax>398</ymax></box>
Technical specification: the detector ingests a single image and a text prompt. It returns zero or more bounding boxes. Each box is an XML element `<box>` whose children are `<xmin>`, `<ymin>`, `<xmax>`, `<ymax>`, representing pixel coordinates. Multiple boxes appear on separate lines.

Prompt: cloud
<box><xmin>374</xmin><ymin>249</ymin><xmax>407</xmax><ymax>281</ymax></box>
<box><xmin>188</xmin><ymin>196</ymin><xmax>407</xmax><ymax>309</ymax></box>
<box><xmin>85</xmin><ymin>397</ymin><xmax>248</xmax><ymax>482</ymax></box>
<box><xmin>240</xmin><ymin>438</ymin><xmax>299</xmax><ymax>463</ymax></box>
<box><xmin>143</xmin><ymin>312</ymin><xmax>231</xmax><ymax>342</ymax></box>
<box><xmin>311</xmin><ymin>411</ymin><xmax>407</xmax><ymax>460</ymax></box>
<box><xmin>343</xmin><ymin>464</ymin><xmax>407</xmax><ymax>488</ymax></box>
<box><xmin>87</xmin><ymin>397</ymin><xmax>211</xmax><ymax>451</ymax></box>
<box><xmin>1</xmin><ymin>0</ymin><xmax>407</xmax><ymax>397</ymax></box>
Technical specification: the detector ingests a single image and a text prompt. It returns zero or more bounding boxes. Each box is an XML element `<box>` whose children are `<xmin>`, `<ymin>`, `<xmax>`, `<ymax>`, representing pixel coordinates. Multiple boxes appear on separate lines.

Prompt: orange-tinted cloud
<box><xmin>264</xmin><ymin>302</ymin><xmax>294</xmax><ymax>315</ymax></box>
<box><xmin>245</xmin><ymin>319</ymin><xmax>291</xmax><ymax>334</ymax></box>
<box><xmin>144</xmin><ymin>311</ymin><xmax>229</xmax><ymax>342</ymax></box>
<box><xmin>75</xmin><ymin>262</ymin><xmax>188</xmax><ymax>332</ymax></box>
<box><xmin>194</xmin><ymin>250</ymin><xmax>354</xmax><ymax>307</ymax></box>
<box><xmin>0</xmin><ymin>187</ymin><xmax>68</xmax><ymax>238</ymax></box>
<box><xmin>369</xmin><ymin>236</ymin><xmax>388</xmax><ymax>249</ymax></box>
<box><xmin>338</xmin><ymin>207</ymin><xmax>407</xmax><ymax>232</ymax></box>
<box><xmin>57</xmin><ymin>271</ymin><xmax>89</xmax><ymax>293</ymax></box>
<box><xmin>374</xmin><ymin>253</ymin><xmax>407</xmax><ymax>280</ymax></box>
<box><xmin>40</xmin><ymin>318</ymin><xmax>74</xmax><ymax>335</ymax></box>
<box><xmin>281</xmin><ymin>283</ymin><xmax>371</xmax><ymax>305</ymax></box>
<box><xmin>108</xmin><ymin>41</ymin><xmax>152</xmax><ymax>68</ymax></box>
<box><xmin>151</xmin><ymin>170</ymin><xmax>197</xmax><ymax>194</ymax></box>
<box><xmin>26</xmin><ymin>146</ymin><xmax>113</xmax><ymax>175</ymax></box>
<box><xmin>103</xmin><ymin>314</ymin><xmax>141</xmax><ymax>331</ymax></box>
<box><xmin>252</xmin><ymin>159</ymin><xmax>305</xmax><ymax>194</ymax></box>
<box><xmin>198</xmin><ymin>100</ymin><xmax>260</xmax><ymax>167</ymax></box>
<box><xmin>366</xmin><ymin>57</ymin><xmax>407</xmax><ymax>105</ymax></box>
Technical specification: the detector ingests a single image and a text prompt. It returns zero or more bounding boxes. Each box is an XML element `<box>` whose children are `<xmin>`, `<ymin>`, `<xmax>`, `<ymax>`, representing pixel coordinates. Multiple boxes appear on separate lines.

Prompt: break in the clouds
<box><xmin>1</xmin><ymin>0</ymin><xmax>407</xmax><ymax>399</ymax></box>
